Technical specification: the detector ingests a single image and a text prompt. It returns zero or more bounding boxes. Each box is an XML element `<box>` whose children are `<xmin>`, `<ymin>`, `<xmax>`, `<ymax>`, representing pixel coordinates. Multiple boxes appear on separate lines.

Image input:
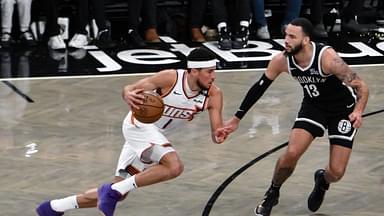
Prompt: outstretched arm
<box><xmin>206</xmin><ymin>86</ymin><xmax>228</xmax><ymax>144</ymax></box>
<box><xmin>322</xmin><ymin>48</ymin><xmax>369</xmax><ymax>128</ymax></box>
<box><xmin>225</xmin><ymin>53</ymin><xmax>287</xmax><ymax>133</ymax></box>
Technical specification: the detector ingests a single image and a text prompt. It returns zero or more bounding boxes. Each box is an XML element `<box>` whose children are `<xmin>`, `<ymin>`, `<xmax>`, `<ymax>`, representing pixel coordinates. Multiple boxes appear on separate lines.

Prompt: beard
<box><xmin>286</xmin><ymin>43</ymin><xmax>303</xmax><ymax>56</ymax></box>
<box><xmin>197</xmin><ymin>79</ymin><xmax>209</xmax><ymax>91</ymax></box>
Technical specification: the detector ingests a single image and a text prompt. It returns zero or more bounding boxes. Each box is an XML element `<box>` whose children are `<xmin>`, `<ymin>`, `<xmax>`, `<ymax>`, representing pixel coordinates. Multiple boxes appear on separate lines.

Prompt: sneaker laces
<box><xmin>238</xmin><ymin>26</ymin><xmax>249</xmax><ymax>38</ymax></box>
<box><xmin>219</xmin><ymin>28</ymin><xmax>231</xmax><ymax>41</ymax></box>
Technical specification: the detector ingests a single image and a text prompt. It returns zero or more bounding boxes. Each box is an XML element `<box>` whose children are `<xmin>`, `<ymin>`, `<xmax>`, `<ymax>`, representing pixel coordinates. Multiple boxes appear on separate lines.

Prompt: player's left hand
<box><xmin>349</xmin><ymin>111</ymin><xmax>363</xmax><ymax>128</ymax></box>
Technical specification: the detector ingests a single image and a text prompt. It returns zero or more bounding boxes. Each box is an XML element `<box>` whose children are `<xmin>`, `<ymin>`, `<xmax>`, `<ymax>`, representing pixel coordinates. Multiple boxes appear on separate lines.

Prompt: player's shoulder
<box><xmin>208</xmin><ymin>84</ymin><xmax>223</xmax><ymax>97</ymax></box>
<box><xmin>157</xmin><ymin>69</ymin><xmax>178</xmax><ymax>76</ymax></box>
<box><xmin>271</xmin><ymin>51</ymin><xmax>288</xmax><ymax>63</ymax></box>
<box><xmin>268</xmin><ymin>52</ymin><xmax>288</xmax><ymax>73</ymax></box>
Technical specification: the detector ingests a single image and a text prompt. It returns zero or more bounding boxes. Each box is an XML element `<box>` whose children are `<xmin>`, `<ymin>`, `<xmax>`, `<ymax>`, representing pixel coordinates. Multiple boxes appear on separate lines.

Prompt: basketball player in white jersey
<box><xmin>36</xmin><ymin>47</ymin><xmax>229</xmax><ymax>216</ymax></box>
<box><xmin>222</xmin><ymin>18</ymin><xmax>369</xmax><ymax>216</ymax></box>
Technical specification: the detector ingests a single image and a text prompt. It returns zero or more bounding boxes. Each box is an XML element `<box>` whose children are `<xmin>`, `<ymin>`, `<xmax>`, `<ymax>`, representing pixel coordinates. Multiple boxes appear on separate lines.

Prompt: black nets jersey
<box><xmin>287</xmin><ymin>42</ymin><xmax>356</xmax><ymax>112</ymax></box>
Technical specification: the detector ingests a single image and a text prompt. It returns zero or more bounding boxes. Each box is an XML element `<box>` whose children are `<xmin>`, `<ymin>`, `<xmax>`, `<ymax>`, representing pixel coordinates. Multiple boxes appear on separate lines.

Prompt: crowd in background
<box><xmin>0</xmin><ymin>0</ymin><xmax>383</xmax><ymax>51</ymax></box>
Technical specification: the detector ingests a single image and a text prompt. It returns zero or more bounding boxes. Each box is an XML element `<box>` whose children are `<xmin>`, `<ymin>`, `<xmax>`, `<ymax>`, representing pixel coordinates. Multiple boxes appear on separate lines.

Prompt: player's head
<box><xmin>187</xmin><ymin>47</ymin><xmax>217</xmax><ymax>90</ymax></box>
<box><xmin>284</xmin><ymin>17</ymin><xmax>313</xmax><ymax>56</ymax></box>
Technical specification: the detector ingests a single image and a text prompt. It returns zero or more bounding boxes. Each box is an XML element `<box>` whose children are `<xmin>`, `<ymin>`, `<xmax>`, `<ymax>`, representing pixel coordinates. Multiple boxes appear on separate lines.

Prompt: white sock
<box><xmin>240</xmin><ymin>21</ymin><xmax>249</xmax><ymax>28</ymax></box>
<box><xmin>217</xmin><ymin>22</ymin><xmax>227</xmax><ymax>31</ymax></box>
<box><xmin>50</xmin><ymin>195</ymin><xmax>78</xmax><ymax>212</ymax></box>
<box><xmin>111</xmin><ymin>175</ymin><xmax>138</xmax><ymax>195</ymax></box>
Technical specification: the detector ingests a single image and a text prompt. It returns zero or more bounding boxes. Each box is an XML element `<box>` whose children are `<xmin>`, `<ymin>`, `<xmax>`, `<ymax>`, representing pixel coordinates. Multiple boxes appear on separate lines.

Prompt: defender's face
<box><xmin>284</xmin><ymin>24</ymin><xmax>305</xmax><ymax>55</ymax></box>
<box><xmin>195</xmin><ymin>67</ymin><xmax>216</xmax><ymax>90</ymax></box>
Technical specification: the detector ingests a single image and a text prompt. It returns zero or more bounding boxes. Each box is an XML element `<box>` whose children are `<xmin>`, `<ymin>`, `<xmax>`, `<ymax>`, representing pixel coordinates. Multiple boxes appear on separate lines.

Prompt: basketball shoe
<box><xmin>98</xmin><ymin>183</ymin><xmax>123</xmax><ymax>216</ymax></box>
<box><xmin>254</xmin><ymin>188</ymin><xmax>279</xmax><ymax>216</ymax></box>
<box><xmin>308</xmin><ymin>169</ymin><xmax>329</xmax><ymax>212</ymax></box>
<box><xmin>36</xmin><ymin>201</ymin><xmax>64</xmax><ymax>216</ymax></box>
<box><xmin>218</xmin><ymin>27</ymin><xmax>231</xmax><ymax>50</ymax></box>
<box><xmin>232</xmin><ymin>26</ymin><xmax>249</xmax><ymax>49</ymax></box>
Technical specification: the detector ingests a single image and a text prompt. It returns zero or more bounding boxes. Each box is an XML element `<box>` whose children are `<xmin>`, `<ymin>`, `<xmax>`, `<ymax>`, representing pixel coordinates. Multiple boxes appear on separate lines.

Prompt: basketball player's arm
<box><xmin>224</xmin><ymin>53</ymin><xmax>287</xmax><ymax>133</ymax></box>
<box><xmin>322</xmin><ymin>48</ymin><xmax>369</xmax><ymax>128</ymax></box>
<box><xmin>207</xmin><ymin>86</ymin><xmax>227</xmax><ymax>144</ymax></box>
<box><xmin>122</xmin><ymin>70</ymin><xmax>176</xmax><ymax>110</ymax></box>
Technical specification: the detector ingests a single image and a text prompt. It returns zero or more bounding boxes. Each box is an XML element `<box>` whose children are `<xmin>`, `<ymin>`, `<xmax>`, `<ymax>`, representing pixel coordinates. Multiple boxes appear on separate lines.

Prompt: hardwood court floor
<box><xmin>0</xmin><ymin>66</ymin><xmax>383</xmax><ymax>216</ymax></box>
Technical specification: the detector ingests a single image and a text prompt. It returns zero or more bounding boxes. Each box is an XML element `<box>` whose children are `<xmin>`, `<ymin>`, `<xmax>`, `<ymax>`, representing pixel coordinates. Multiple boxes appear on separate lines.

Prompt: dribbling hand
<box><xmin>123</xmin><ymin>88</ymin><xmax>145</xmax><ymax>110</ymax></box>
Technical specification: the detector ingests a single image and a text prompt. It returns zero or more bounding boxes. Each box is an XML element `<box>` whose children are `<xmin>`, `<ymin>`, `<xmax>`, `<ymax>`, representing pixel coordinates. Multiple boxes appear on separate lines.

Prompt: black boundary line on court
<box><xmin>2</xmin><ymin>81</ymin><xmax>34</xmax><ymax>103</ymax></box>
<box><xmin>202</xmin><ymin>108</ymin><xmax>384</xmax><ymax>216</ymax></box>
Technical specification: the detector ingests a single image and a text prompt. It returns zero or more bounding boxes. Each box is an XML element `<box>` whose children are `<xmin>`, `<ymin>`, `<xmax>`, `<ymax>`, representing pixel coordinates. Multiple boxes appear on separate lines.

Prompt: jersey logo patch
<box><xmin>193</xmin><ymin>99</ymin><xmax>203</xmax><ymax>103</ymax></box>
<box><xmin>346</xmin><ymin>103</ymin><xmax>354</xmax><ymax>108</ymax></box>
<box><xmin>310</xmin><ymin>68</ymin><xmax>320</xmax><ymax>75</ymax></box>
<box><xmin>337</xmin><ymin>119</ymin><xmax>352</xmax><ymax>134</ymax></box>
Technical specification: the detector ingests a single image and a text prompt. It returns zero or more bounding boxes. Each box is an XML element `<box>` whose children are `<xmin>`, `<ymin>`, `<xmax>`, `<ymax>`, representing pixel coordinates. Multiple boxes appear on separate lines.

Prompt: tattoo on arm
<box><xmin>273</xmin><ymin>167</ymin><xmax>294</xmax><ymax>185</ymax></box>
<box><xmin>331</xmin><ymin>57</ymin><xmax>360</xmax><ymax>85</ymax></box>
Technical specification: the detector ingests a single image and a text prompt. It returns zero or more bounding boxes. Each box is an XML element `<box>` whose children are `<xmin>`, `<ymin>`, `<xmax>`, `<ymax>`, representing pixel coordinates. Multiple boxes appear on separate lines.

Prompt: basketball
<box><xmin>132</xmin><ymin>91</ymin><xmax>164</xmax><ymax>123</ymax></box>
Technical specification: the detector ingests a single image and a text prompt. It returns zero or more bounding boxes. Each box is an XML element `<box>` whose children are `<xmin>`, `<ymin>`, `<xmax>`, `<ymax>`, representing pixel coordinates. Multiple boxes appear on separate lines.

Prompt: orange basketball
<box><xmin>132</xmin><ymin>91</ymin><xmax>164</xmax><ymax>123</ymax></box>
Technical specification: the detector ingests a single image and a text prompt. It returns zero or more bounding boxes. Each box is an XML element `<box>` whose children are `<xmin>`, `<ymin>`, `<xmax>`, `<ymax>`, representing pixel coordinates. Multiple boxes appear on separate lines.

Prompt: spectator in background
<box><xmin>309</xmin><ymin>0</ymin><xmax>328</xmax><ymax>38</ymax></box>
<box><xmin>189</xmin><ymin>0</ymin><xmax>207</xmax><ymax>42</ymax></box>
<box><xmin>341</xmin><ymin>0</ymin><xmax>377</xmax><ymax>33</ymax></box>
<box><xmin>44</xmin><ymin>0</ymin><xmax>66</xmax><ymax>50</ymax></box>
<box><xmin>1</xmin><ymin>0</ymin><xmax>36</xmax><ymax>48</ymax></box>
<box><xmin>251</xmin><ymin>0</ymin><xmax>303</xmax><ymax>39</ymax></box>
<box><xmin>68</xmin><ymin>0</ymin><xmax>115</xmax><ymax>49</ymax></box>
<box><xmin>126</xmin><ymin>0</ymin><xmax>160</xmax><ymax>48</ymax></box>
<box><xmin>211</xmin><ymin>0</ymin><xmax>251</xmax><ymax>50</ymax></box>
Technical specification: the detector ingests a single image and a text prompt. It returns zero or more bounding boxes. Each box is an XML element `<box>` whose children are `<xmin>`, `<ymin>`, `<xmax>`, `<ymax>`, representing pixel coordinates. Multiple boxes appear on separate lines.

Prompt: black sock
<box><xmin>266</xmin><ymin>182</ymin><xmax>281</xmax><ymax>195</ymax></box>
<box><xmin>270</xmin><ymin>182</ymin><xmax>281</xmax><ymax>190</ymax></box>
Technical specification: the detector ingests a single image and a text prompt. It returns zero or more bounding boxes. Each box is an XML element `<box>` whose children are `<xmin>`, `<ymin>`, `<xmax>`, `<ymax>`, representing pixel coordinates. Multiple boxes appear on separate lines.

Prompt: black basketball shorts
<box><xmin>293</xmin><ymin>101</ymin><xmax>357</xmax><ymax>148</ymax></box>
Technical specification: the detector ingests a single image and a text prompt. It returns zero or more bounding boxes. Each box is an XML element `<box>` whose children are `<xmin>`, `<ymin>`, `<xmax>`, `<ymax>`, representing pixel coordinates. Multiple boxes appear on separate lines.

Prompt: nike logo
<box><xmin>193</xmin><ymin>99</ymin><xmax>203</xmax><ymax>103</ymax></box>
<box><xmin>347</xmin><ymin>103</ymin><xmax>354</xmax><ymax>108</ymax></box>
<box><xmin>173</xmin><ymin>91</ymin><xmax>182</xmax><ymax>95</ymax></box>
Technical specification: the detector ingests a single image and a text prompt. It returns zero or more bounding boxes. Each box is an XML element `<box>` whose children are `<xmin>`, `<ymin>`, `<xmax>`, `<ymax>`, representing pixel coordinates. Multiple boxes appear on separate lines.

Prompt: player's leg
<box><xmin>254</xmin><ymin>128</ymin><xmax>315</xmax><ymax>216</ymax></box>
<box><xmin>308</xmin><ymin>113</ymin><xmax>356</xmax><ymax>212</ymax></box>
<box><xmin>326</xmin><ymin>144</ymin><xmax>352</xmax><ymax>182</ymax></box>
<box><xmin>255</xmin><ymin>102</ymin><xmax>326</xmax><ymax>216</ymax></box>
<box><xmin>36</xmin><ymin>140</ymin><xmax>138</xmax><ymax>216</ymax></box>
<box><xmin>98</xmin><ymin>145</ymin><xmax>183</xmax><ymax>216</ymax></box>
<box><xmin>35</xmin><ymin>176</ymin><xmax>124</xmax><ymax>216</ymax></box>
<box><xmin>75</xmin><ymin>176</ymin><xmax>125</xmax><ymax>208</ymax></box>
<box><xmin>307</xmin><ymin>145</ymin><xmax>352</xmax><ymax>212</ymax></box>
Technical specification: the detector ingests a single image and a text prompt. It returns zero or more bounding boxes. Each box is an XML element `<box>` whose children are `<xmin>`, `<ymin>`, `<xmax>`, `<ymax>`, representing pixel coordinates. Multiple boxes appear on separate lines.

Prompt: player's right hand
<box><xmin>123</xmin><ymin>88</ymin><xmax>145</xmax><ymax>110</ymax></box>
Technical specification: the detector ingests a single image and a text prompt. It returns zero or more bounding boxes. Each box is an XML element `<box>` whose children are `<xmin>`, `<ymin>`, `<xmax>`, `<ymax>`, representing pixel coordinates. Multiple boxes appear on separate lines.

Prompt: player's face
<box><xmin>284</xmin><ymin>24</ymin><xmax>305</xmax><ymax>55</ymax></box>
<box><xmin>196</xmin><ymin>67</ymin><xmax>216</xmax><ymax>90</ymax></box>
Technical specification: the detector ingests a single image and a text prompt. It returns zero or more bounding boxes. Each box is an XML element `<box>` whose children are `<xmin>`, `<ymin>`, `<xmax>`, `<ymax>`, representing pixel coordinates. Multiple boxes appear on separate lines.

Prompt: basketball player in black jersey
<box><xmin>222</xmin><ymin>18</ymin><xmax>369</xmax><ymax>215</ymax></box>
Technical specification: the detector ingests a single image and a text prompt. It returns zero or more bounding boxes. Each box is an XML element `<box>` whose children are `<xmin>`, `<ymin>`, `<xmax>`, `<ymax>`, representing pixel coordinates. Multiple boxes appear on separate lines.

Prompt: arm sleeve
<box><xmin>234</xmin><ymin>73</ymin><xmax>273</xmax><ymax>119</ymax></box>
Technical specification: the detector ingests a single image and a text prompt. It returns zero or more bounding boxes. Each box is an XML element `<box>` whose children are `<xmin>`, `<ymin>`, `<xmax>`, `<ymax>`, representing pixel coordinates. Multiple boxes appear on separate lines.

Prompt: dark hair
<box><xmin>187</xmin><ymin>47</ymin><xmax>216</xmax><ymax>62</ymax></box>
<box><xmin>289</xmin><ymin>17</ymin><xmax>313</xmax><ymax>38</ymax></box>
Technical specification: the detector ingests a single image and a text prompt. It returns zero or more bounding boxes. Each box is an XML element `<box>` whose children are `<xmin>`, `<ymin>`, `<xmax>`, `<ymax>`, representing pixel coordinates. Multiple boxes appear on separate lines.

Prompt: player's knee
<box><xmin>284</xmin><ymin>148</ymin><xmax>302</xmax><ymax>163</ymax></box>
<box><xmin>168</xmin><ymin>162</ymin><xmax>184</xmax><ymax>178</ymax></box>
<box><xmin>327</xmin><ymin>166</ymin><xmax>345</xmax><ymax>182</ymax></box>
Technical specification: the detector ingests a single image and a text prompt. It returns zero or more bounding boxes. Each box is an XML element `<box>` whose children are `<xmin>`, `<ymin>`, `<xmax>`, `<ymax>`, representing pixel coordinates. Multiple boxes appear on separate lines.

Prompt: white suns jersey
<box><xmin>154</xmin><ymin>69</ymin><xmax>209</xmax><ymax>131</ymax></box>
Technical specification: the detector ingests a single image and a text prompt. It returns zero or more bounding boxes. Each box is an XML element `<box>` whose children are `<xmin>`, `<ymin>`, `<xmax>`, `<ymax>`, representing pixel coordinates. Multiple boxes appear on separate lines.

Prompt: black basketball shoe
<box><xmin>254</xmin><ymin>188</ymin><xmax>279</xmax><ymax>216</ymax></box>
<box><xmin>232</xmin><ymin>26</ymin><xmax>249</xmax><ymax>49</ymax></box>
<box><xmin>218</xmin><ymin>27</ymin><xmax>231</xmax><ymax>50</ymax></box>
<box><xmin>308</xmin><ymin>169</ymin><xmax>329</xmax><ymax>212</ymax></box>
